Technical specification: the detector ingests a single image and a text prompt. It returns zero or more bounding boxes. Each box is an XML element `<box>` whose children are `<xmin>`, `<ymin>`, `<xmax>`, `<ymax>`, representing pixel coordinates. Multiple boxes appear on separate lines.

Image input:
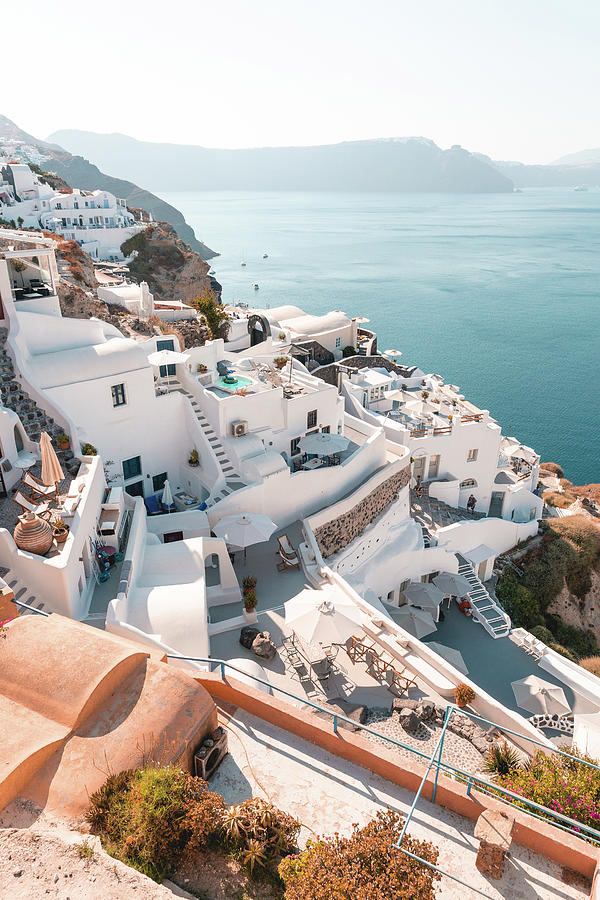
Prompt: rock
<box><xmin>251</xmin><ymin>631</ymin><xmax>277</xmax><ymax>661</ymax></box>
<box><xmin>239</xmin><ymin>626</ymin><xmax>259</xmax><ymax>650</ymax></box>
<box><xmin>13</xmin><ymin>870</ymin><xmax>23</xmax><ymax>878</ymax></box>
<box><xmin>472</xmin><ymin>736</ymin><xmax>490</xmax><ymax>753</ymax></box>
<box><xmin>417</xmin><ymin>701</ymin><xmax>436</xmax><ymax>721</ymax></box>
<box><xmin>399</xmin><ymin>709</ymin><xmax>420</xmax><ymax>732</ymax></box>
<box><xmin>393</xmin><ymin>698</ymin><xmax>419</xmax><ymax>712</ymax></box>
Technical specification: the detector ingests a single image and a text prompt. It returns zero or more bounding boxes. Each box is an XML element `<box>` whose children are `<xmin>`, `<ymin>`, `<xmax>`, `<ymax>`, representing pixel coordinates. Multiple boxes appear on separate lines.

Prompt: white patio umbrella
<box><xmin>384</xmin><ymin>349</ymin><xmax>403</xmax><ymax>358</ymax></box>
<box><xmin>40</xmin><ymin>431</ymin><xmax>64</xmax><ymax>491</ymax></box>
<box><xmin>392</xmin><ymin>606</ymin><xmax>437</xmax><ymax>639</ymax></box>
<box><xmin>147</xmin><ymin>349</ymin><xmax>190</xmax><ymax>387</ymax></box>
<box><xmin>213</xmin><ymin>513</ymin><xmax>277</xmax><ymax>559</ymax></box>
<box><xmin>298</xmin><ymin>432</ymin><xmax>349</xmax><ymax>457</ymax></box>
<box><xmin>284</xmin><ymin>588</ymin><xmax>364</xmax><ymax>645</ymax></box>
<box><xmin>403</xmin><ymin>582</ymin><xmax>445</xmax><ymax>611</ymax></box>
<box><xmin>354</xmin><ymin>316</ymin><xmax>370</xmax><ymax>324</ymax></box>
<box><xmin>433</xmin><ymin>572</ymin><xmax>473</xmax><ymax>598</ymax></box>
<box><xmin>161</xmin><ymin>479</ymin><xmax>174</xmax><ymax>512</ymax></box>
<box><xmin>511</xmin><ymin>675</ymin><xmax>571</xmax><ymax>717</ymax></box>
<box><xmin>427</xmin><ymin>642</ymin><xmax>469</xmax><ymax>675</ymax></box>
<box><xmin>404</xmin><ymin>399</ymin><xmax>431</xmax><ymax>418</ymax></box>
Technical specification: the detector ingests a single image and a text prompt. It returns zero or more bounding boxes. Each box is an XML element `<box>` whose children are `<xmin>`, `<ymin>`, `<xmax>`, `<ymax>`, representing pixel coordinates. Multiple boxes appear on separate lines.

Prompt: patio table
<box><xmin>302</xmin><ymin>457</ymin><xmax>324</xmax><ymax>470</ymax></box>
<box><xmin>23</xmin><ymin>292</ymin><xmax>42</xmax><ymax>299</ymax></box>
<box><xmin>174</xmin><ymin>490</ymin><xmax>202</xmax><ymax>511</ymax></box>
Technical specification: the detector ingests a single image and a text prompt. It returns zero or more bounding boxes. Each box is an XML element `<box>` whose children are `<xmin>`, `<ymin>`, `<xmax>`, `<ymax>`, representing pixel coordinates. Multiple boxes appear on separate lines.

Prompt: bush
<box><xmin>453</xmin><ymin>683</ymin><xmax>475</xmax><ymax>708</ymax></box>
<box><xmin>498</xmin><ymin>750</ymin><xmax>600</xmax><ymax>836</ymax></box>
<box><xmin>222</xmin><ymin>797</ymin><xmax>300</xmax><ymax>872</ymax></box>
<box><xmin>87</xmin><ymin>765</ymin><xmax>225</xmax><ymax>881</ymax></box>
<box><xmin>484</xmin><ymin>741</ymin><xmax>521</xmax><ymax>777</ymax></box>
<box><xmin>191</xmin><ymin>289</ymin><xmax>230</xmax><ymax>340</ymax></box>
<box><xmin>279</xmin><ymin>808</ymin><xmax>439</xmax><ymax>900</ymax></box>
<box><xmin>81</xmin><ymin>442</ymin><xmax>97</xmax><ymax>456</ymax></box>
<box><xmin>496</xmin><ymin>575</ymin><xmax>542</xmax><ymax>629</ymax></box>
<box><xmin>540</xmin><ymin>461</ymin><xmax>564</xmax><ymax>477</ymax></box>
<box><xmin>342</xmin><ymin>345</ymin><xmax>356</xmax><ymax>357</ymax></box>
<box><xmin>580</xmin><ymin>656</ymin><xmax>600</xmax><ymax>678</ymax></box>
<box><xmin>530</xmin><ymin>625</ymin><xmax>554</xmax><ymax>645</ymax></box>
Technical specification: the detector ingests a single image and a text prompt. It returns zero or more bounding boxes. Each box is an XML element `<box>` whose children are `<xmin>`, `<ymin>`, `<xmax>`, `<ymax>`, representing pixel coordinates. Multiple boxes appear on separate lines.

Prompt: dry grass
<box><xmin>580</xmin><ymin>657</ymin><xmax>600</xmax><ymax>678</ymax></box>
<box><xmin>540</xmin><ymin>461</ymin><xmax>564</xmax><ymax>477</ymax></box>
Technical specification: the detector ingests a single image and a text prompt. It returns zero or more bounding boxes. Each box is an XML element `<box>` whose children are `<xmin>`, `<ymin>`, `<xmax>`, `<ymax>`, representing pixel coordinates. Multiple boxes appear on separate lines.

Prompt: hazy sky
<box><xmin>5</xmin><ymin>0</ymin><xmax>598</xmax><ymax>163</ymax></box>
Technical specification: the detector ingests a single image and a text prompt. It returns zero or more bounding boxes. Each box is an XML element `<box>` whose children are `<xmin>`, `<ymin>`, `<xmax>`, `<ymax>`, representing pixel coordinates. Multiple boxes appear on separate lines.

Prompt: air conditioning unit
<box><xmin>193</xmin><ymin>726</ymin><xmax>228</xmax><ymax>780</ymax></box>
<box><xmin>231</xmin><ymin>420</ymin><xmax>248</xmax><ymax>438</ymax></box>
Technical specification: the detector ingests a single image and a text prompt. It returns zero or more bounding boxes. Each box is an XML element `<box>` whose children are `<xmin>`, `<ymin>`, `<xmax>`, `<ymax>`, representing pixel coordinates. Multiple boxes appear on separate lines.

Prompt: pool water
<box><xmin>215</xmin><ymin>375</ymin><xmax>253</xmax><ymax>391</ymax></box>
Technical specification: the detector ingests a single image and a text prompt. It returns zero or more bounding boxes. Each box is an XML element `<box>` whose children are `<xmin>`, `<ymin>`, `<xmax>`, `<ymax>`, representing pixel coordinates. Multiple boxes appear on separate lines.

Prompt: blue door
<box><xmin>156</xmin><ymin>339</ymin><xmax>175</xmax><ymax>377</ymax></box>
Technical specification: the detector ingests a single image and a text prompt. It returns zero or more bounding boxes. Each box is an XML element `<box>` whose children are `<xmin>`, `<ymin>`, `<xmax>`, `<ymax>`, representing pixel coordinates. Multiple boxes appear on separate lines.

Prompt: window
<box><xmin>122</xmin><ymin>456</ymin><xmax>142</xmax><ymax>480</ymax></box>
<box><xmin>111</xmin><ymin>383</ymin><xmax>126</xmax><ymax>407</ymax></box>
<box><xmin>290</xmin><ymin>437</ymin><xmax>301</xmax><ymax>456</ymax></box>
<box><xmin>307</xmin><ymin>409</ymin><xmax>317</xmax><ymax>429</ymax></box>
<box><xmin>55</xmin><ymin>202</ymin><xmax>62</xmax><ymax>210</ymax></box>
<box><xmin>335</xmin><ymin>337</ymin><xmax>341</xmax><ymax>348</ymax></box>
<box><xmin>152</xmin><ymin>472</ymin><xmax>168</xmax><ymax>493</ymax></box>
<box><xmin>467</xmin><ymin>448</ymin><xmax>478</xmax><ymax>462</ymax></box>
<box><xmin>125</xmin><ymin>480</ymin><xmax>144</xmax><ymax>498</ymax></box>
<box><xmin>460</xmin><ymin>477</ymin><xmax>477</xmax><ymax>488</ymax></box>
<box><xmin>321</xmin><ymin>425</ymin><xmax>330</xmax><ymax>434</ymax></box>
<box><xmin>14</xmin><ymin>425</ymin><xmax>23</xmax><ymax>453</ymax></box>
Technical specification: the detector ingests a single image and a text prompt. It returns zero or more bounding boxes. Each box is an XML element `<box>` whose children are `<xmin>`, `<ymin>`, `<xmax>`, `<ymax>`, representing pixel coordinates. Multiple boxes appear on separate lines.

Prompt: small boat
<box><xmin>254</xmin><ymin>283</ymin><xmax>259</xmax><ymax>290</ymax></box>
<box><xmin>263</xmin><ymin>252</ymin><xmax>269</xmax><ymax>259</ymax></box>
<box><xmin>209</xmin><ymin>268</ymin><xmax>215</xmax><ymax>275</ymax></box>
<box><xmin>240</xmin><ymin>260</ymin><xmax>246</xmax><ymax>267</ymax></box>
<box><xmin>574</xmin><ymin>185</ymin><xmax>588</xmax><ymax>192</ymax></box>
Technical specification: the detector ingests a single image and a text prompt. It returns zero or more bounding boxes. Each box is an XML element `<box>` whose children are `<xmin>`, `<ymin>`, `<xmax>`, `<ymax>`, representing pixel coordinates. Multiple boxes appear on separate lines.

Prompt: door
<box><xmin>488</xmin><ymin>491</ymin><xmax>504</xmax><ymax>517</ymax></box>
<box><xmin>156</xmin><ymin>339</ymin><xmax>176</xmax><ymax>377</ymax></box>
<box><xmin>413</xmin><ymin>456</ymin><xmax>426</xmax><ymax>480</ymax></box>
<box><xmin>477</xmin><ymin>561</ymin><xmax>487</xmax><ymax>582</ymax></box>
<box><xmin>428</xmin><ymin>454</ymin><xmax>440</xmax><ymax>479</ymax></box>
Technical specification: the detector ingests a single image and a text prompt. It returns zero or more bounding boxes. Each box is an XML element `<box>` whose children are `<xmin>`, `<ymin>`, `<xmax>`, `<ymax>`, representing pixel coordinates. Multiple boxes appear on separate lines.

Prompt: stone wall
<box><xmin>313</xmin><ymin>465</ymin><xmax>411</xmax><ymax>558</ymax></box>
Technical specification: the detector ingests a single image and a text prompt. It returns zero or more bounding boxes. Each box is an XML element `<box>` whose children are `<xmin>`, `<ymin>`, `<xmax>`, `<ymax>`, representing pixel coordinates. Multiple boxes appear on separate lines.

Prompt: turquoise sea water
<box><xmin>160</xmin><ymin>189</ymin><xmax>599</xmax><ymax>483</ymax></box>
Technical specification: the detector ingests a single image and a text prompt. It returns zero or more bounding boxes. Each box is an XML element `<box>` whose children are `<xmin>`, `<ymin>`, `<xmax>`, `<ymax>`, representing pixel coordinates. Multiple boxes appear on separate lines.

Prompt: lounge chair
<box><xmin>13</xmin><ymin>491</ymin><xmax>51</xmax><ymax>519</ymax></box>
<box><xmin>22</xmin><ymin>471</ymin><xmax>59</xmax><ymax>501</ymax></box>
<box><xmin>144</xmin><ymin>494</ymin><xmax>161</xmax><ymax>516</ymax></box>
<box><xmin>276</xmin><ymin>534</ymin><xmax>300</xmax><ymax>570</ymax></box>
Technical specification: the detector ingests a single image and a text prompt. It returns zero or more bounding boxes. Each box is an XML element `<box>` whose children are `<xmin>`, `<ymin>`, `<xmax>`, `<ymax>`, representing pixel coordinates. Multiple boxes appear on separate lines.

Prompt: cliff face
<box><xmin>121</xmin><ymin>223</ymin><xmax>221</xmax><ymax>304</ymax></box>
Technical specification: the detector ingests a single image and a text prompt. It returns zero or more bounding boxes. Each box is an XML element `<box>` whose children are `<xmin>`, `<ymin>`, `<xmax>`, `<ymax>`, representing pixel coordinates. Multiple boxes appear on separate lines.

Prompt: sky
<box><xmin>5</xmin><ymin>0</ymin><xmax>599</xmax><ymax>163</ymax></box>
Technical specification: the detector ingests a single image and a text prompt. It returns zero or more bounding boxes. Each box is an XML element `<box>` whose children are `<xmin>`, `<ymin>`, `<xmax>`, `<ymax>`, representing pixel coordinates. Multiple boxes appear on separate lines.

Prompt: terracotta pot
<box><xmin>58</xmin><ymin>440</ymin><xmax>69</xmax><ymax>451</ymax></box>
<box><xmin>14</xmin><ymin>512</ymin><xmax>54</xmax><ymax>555</ymax></box>
<box><xmin>53</xmin><ymin>527</ymin><xmax>69</xmax><ymax>544</ymax></box>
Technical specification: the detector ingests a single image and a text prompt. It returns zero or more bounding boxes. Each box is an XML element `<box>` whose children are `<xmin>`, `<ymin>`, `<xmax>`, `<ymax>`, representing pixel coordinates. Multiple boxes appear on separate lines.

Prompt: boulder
<box><xmin>417</xmin><ymin>701</ymin><xmax>436</xmax><ymax>721</ymax></box>
<box><xmin>239</xmin><ymin>626</ymin><xmax>259</xmax><ymax>650</ymax></box>
<box><xmin>399</xmin><ymin>709</ymin><xmax>420</xmax><ymax>732</ymax></box>
<box><xmin>393</xmin><ymin>698</ymin><xmax>419</xmax><ymax>712</ymax></box>
<box><xmin>251</xmin><ymin>631</ymin><xmax>277</xmax><ymax>661</ymax></box>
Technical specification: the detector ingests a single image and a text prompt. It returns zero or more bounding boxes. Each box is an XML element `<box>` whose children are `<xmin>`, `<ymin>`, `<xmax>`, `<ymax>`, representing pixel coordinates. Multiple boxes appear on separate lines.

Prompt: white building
<box><xmin>0</xmin><ymin>163</ymin><xmax>146</xmax><ymax>260</ymax></box>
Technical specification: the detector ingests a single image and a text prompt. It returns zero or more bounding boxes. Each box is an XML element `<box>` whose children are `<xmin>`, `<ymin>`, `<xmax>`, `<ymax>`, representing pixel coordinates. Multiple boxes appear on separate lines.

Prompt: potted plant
<box><xmin>57</xmin><ymin>433</ymin><xmax>70</xmax><ymax>450</ymax></box>
<box><xmin>81</xmin><ymin>442</ymin><xmax>97</xmax><ymax>456</ymax></box>
<box><xmin>273</xmin><ymin>356</ymin><xmax>288</xmax><ymax>370</ymax></box>
<box><xmin>454</xmin><ymin>683</ymin><xmax>475</xmax><ymax>708</ymax></box>
<box><xmin>278</xmin><ymin>332</ymin><xmax>287</xmax><ymax>341</ymax></box>
<box><xmin>188</xmin><ymin>449</ymin><xmax>199</xmax><ymax>467</ymax></box>
<box><xmin>242</xmin><ymin>576</ymin><xmax>258</xmax><ymax>623</ymax></box>
<box><xmin>197</xmin><ymin>363</ymin><xmax>208</xmax><ymax>374</ymax></box>
<box><xmin>234</xmin><ymin>387</ymin><xmax>248</xmax><ymax>397</ymax></box>
<box><xmin>421</xmin><ymin>390</ymin><xmax>429</xmax><ymax>400</ymax></box>
<box><xmin>448</xmin><ymin>414</ymin><xmax>453</xmax><ymax>423</ymax></box>
<box><xmin>52</xmin><ymin>517</ymin><xmax>70</xmax><ymax>544</ymax></box>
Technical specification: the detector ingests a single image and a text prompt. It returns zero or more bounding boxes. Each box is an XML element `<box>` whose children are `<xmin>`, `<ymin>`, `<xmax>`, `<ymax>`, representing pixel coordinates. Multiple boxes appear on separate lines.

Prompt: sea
<box><xmin>159</xmin><ymin>188</ymin><xmax>599</xmax><ymax>484</ymax></box>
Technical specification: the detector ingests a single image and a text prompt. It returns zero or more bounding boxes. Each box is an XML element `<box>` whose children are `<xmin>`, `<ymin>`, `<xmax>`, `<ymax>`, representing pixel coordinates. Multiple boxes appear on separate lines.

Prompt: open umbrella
<box><xmin>161</xmin><ymin>479</ymin><xmax>174</xmax><ymax>513</ymax></box>
<box><xmin>511</xmin><ymin>675</ymin><xmax>571</xmax><ymax>716</ymax></box>
<box><xmin>433</xmin><ymin>572</ymin><xmax>473</xmax><ymax>598</ymax></box>
<box><xmin>403</xmin><ymin>582</ymin><xmax>445</xmax><ymax>611</ymax></box>
<box><xmin>40</xmin><ymin>431</ymin><xmax>64</xmax><ymax>494</ymax></box>
<box><xmin>298</xmin><ymin>432</ymin><xmax>349</xmax><ymax>457</ymax></box>
<box><xmin>213</xmin><ymin>513</ymin><xmax>276</xmax><ymax>559</ymax></box>
<box><xmin>427</xmin><ymin>642</ymin><xmax>469</xmax><ymax>675</ymax></box>
<box><xmin>384</xmin><ymin>349</ymin><xmax>403</xmax><ymax>358</ymax></box>
<box><xmin>285</xmin><ymin>588</ymin><xmax>363</xmax><ymax>645</ymax></box>
<box><xmin>391</xmin><ymin>606</ymin><xmax>437</xmax><ymax>639</ymax></box>
<box><xmin>147</xmin><ymin>349</ymin><xmax>190</xmax><ymax>388</ymax></box>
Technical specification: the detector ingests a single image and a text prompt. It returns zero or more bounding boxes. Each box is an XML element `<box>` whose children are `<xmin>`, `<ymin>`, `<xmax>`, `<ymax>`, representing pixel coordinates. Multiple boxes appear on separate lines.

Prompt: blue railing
<box><xmin>8</xmin><ymin>597</ymin><xmax>49</xmax><ymax>616</ymax></box>
<box><xmin>166</xmin><ymin>655</ymin><xmax>600</xmax><ymax>848</ymax></box>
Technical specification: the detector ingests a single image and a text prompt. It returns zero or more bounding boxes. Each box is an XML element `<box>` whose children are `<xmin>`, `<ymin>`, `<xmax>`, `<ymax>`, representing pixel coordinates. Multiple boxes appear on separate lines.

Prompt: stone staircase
<box><xmin>0</xmin><ymin>329</ymin><xmax>79</xmax><ymax>475</ymax></box>
<box><xmin>0</xmin><ymin>567</ymin><xmax>46</xmax><ymax>616</ymax></box>
<box><xmin>181</xmin><ymin>389</ymin><xmax>243</xmax><ymax>508</ymax></box>
<box><xmin>456</xmin><ymin>554</ymin><xmax>511</xmax><ymax>639</ymax></box>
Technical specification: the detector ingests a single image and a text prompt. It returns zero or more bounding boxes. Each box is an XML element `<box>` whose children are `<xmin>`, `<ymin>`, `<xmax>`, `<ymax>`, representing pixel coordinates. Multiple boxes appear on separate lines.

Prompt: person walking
<box><xmin>415</xmin><ymin>475</ymin><xmax>422</xmax><ymax>497</ymax></box>
<box><xmin>467</xmin><ymin>494</ymin><xmax>476</xmax><ymax>514</ymax></box>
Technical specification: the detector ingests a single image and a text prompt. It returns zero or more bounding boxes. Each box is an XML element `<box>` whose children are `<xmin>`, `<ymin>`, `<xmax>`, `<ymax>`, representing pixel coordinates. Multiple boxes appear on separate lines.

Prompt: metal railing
<box><xmin>8</xmin><ymin>597</ymin><xmax>49</xmax><ymax>616</ymax></box>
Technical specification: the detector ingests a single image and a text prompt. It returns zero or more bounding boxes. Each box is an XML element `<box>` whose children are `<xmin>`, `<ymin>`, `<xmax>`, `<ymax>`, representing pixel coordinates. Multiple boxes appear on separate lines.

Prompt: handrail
<box><xmin>8</xmin><ymin>597</ymin><xmax>49</xmax><ymax>616</ymax></box>
<box><xmin>166</xmin><ymin>654</ymin><xmax>600</xmax><ymax>846</ymax></box>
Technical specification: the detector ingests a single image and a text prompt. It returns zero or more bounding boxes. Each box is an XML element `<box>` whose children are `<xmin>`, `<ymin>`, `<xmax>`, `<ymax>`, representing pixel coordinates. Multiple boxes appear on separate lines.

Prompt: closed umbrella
<box><xmin>161</xmin><ymin>479</ymin><xmax>174</xmax><ymax>512</ymax></box>
<box><xmin>403</xmin><ymin>582</ymin><xmax>445</xmax><ymax>611</ymax></box>
<box><xmin>298</xmin><ymin>432</ymin><xmax>349</xmax><ymax>457</ymax></box>
<box><xmin>284</xmin><ymin>588</ymin><xmax>363</xmax><ymax>645</ymax></box>
<box><xmin>427</xmin><ymin>642</ymin><xmax>469</xmax><ymax>675</ymax></box>
<box><xmin>392</xmin><ymin>606</ymin><xmax>437</xmax><ymax>639</ymax></box>
<box><xmin>433</xmin><ymin>572</ymin><xmax>473</xmax><ymax>598</ymax></box>
<box><xmin>213</xmin><ymin>513</ymin><xmax>277</xmax><ymax>560</ymax></box>
<box><xmin>40</xmin><ymin>431</ymin><xmax>64</xmax><ymax>494</ymax></box>
<box><xmin>511</xmin><ymin>675</ymin><xmax>571</xmax><ymax>716</ymax></box>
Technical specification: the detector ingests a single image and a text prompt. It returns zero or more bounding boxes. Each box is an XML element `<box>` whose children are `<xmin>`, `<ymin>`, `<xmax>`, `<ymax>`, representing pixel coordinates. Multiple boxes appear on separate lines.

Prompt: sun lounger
<box><xmin>22</xmin><ymin>471</ymin><xmax>59</xmax><ymax>501</ymax></box>
<box><xmin>13</xmin><ymin>491</ymin><xmax>51</xmax><ymax>519</ymax></box>
<box><xmin>144</xmin><ymin>494</ymin><xmax>161</xmax><ymax>516</ymax></box>
<box><xmin>61</xmin><ymin>494</ymin><xmax>81</xmax><ymax>518</ymax></box>
<box><xmin>277</xmin><ymin>533</ymin><xmax>300</xmax><ymax>570</ymax></box>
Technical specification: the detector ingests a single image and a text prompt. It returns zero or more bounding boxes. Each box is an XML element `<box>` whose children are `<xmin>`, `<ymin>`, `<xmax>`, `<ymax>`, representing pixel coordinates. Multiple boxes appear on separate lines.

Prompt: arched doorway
<box><xmin>14</xmin><ymin>425</ymin><xmax>23</xmax><ymax>453</ymax></box>
<box><xmin>247</xmin><ymin>314</ymin><xmax>271</xmax><ymax>347</ymax></box>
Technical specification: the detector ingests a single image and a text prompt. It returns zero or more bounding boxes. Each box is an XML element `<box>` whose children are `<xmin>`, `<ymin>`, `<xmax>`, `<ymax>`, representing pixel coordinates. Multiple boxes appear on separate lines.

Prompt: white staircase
<box><xmin>2</xmin><ymin>569</ymin><xmax>46</xmax><ymax>616</ymax></box>
<box><xmin>181</xmin><ymin>390</ymin><xmax>242</xmax><ymax>508</ymax></box>
<box><xmin>456</xmin><ymin>554</ymin><xmax>511</xmax><ymax>639</ymax></box>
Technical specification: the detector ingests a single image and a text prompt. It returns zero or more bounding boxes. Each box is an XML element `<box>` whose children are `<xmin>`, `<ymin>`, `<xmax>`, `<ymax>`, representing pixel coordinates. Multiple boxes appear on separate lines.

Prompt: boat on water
<box><xmin>241</xmin><ymin>260</ymin><xmax>246</xmax><ymax>267</ymax></box>
<box><xmin>254</xmin><ymin>283</ymin><xmax>259</xmax><ymax>290</ymax></box>
<box><xmin>574</xmin><ymin>185</ymin><xmax>589</xmax><ymax>192</ymax></box>
<box><xmin>209</xmin><ymin>269</ymin><xmax>215</xmax><ymax>275</ymax></box>
<box><xmin>263</xmin><ymin>252</ymin><xmax>269</xmax><ymax>259</ymax></box>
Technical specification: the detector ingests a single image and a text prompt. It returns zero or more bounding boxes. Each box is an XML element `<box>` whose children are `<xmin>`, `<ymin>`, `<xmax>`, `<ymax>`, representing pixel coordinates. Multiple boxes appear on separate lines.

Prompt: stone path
<box><xmin>411</xmin><ymin>488</ymin><xmax>485</xmax><ymax>533</ymax></box>
<box><xmin>364</xmin><ymin>708</ymin><xmax>487</xmax><ymax>773</ymax></box>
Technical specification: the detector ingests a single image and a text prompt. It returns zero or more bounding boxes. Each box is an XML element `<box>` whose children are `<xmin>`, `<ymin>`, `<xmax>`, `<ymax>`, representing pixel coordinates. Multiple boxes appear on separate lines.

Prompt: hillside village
<box><xmin>0</xmin><ymin>166</ymin><xmax>599</xmax><ymax>898</ymax></box>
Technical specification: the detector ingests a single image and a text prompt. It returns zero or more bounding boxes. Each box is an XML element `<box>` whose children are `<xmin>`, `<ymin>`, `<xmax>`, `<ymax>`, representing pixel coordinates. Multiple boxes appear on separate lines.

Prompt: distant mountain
<box><xmin>492</xmin><ymin>157</ymin><xmax>600</xmax><ymax>188</ymax></box>
<box><xmin>47</xmin><ymin>130</ymin><xmax>514</xmax><ymax>193</ymax></box>
<box><xmin>553</xmin><ymin>148</ymin><xmax>600</xmax><ymax>166</ymax></box>
<box><xmin>0</xmin><ymin>116</ymin><xmax>217</xmax><ymax>258</ymax></box>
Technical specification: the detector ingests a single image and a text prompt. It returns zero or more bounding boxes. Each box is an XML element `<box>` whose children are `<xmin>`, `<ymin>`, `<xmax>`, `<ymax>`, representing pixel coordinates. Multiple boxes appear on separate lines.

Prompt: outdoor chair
<box><xmin>144</xmin><ymin>494</ymin><xmax>161</xmax><ymax>516</ymax></box>
<box><xmin>13</xmin><ymin>491</ymin><xmax>51</xmax><ymax>519</ymax></box>
<box><xmin>277</xmin><ymin>534</ymin><xmax>300</xmax><ymax>570</ymax></box>
<box><xmin>22</xmin><ymin>471</ymin><xmax>59</xmax><ymax>502</ymax></box>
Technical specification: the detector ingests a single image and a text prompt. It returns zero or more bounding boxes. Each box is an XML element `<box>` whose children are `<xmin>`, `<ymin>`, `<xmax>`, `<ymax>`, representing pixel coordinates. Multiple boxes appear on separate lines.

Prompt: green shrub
<box><xmin>279</xmin><ymin>808</ymin><xmax>439</xmax><ymax>900</ymax></box>
<box><xmin>530</xmin><ymin>625</ymin><xmax>554</xmax><ymax>645</ymax></box>
<box><xmin>222</xmin><ymin>797</ymin><xmax>299</xmax><ymax>872</ymax></box>
<box><xmin>496</xmin><ymin>575</ymin><xmax>542</xmax><ymax>629</ymax></box>
<box><xmin>498</xmin><ymin>750</ymin><xmax>600</xmax><ymax>837</ymax></box>
<box><xmin>342</xmin><ymin>345</ymin><xmax>356</xmax><ymax>357</ymax></box>
<box><xmin>484</xmin><ymin>741</ymin><xmax>521</xmax><ymax>777</ymax></box>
